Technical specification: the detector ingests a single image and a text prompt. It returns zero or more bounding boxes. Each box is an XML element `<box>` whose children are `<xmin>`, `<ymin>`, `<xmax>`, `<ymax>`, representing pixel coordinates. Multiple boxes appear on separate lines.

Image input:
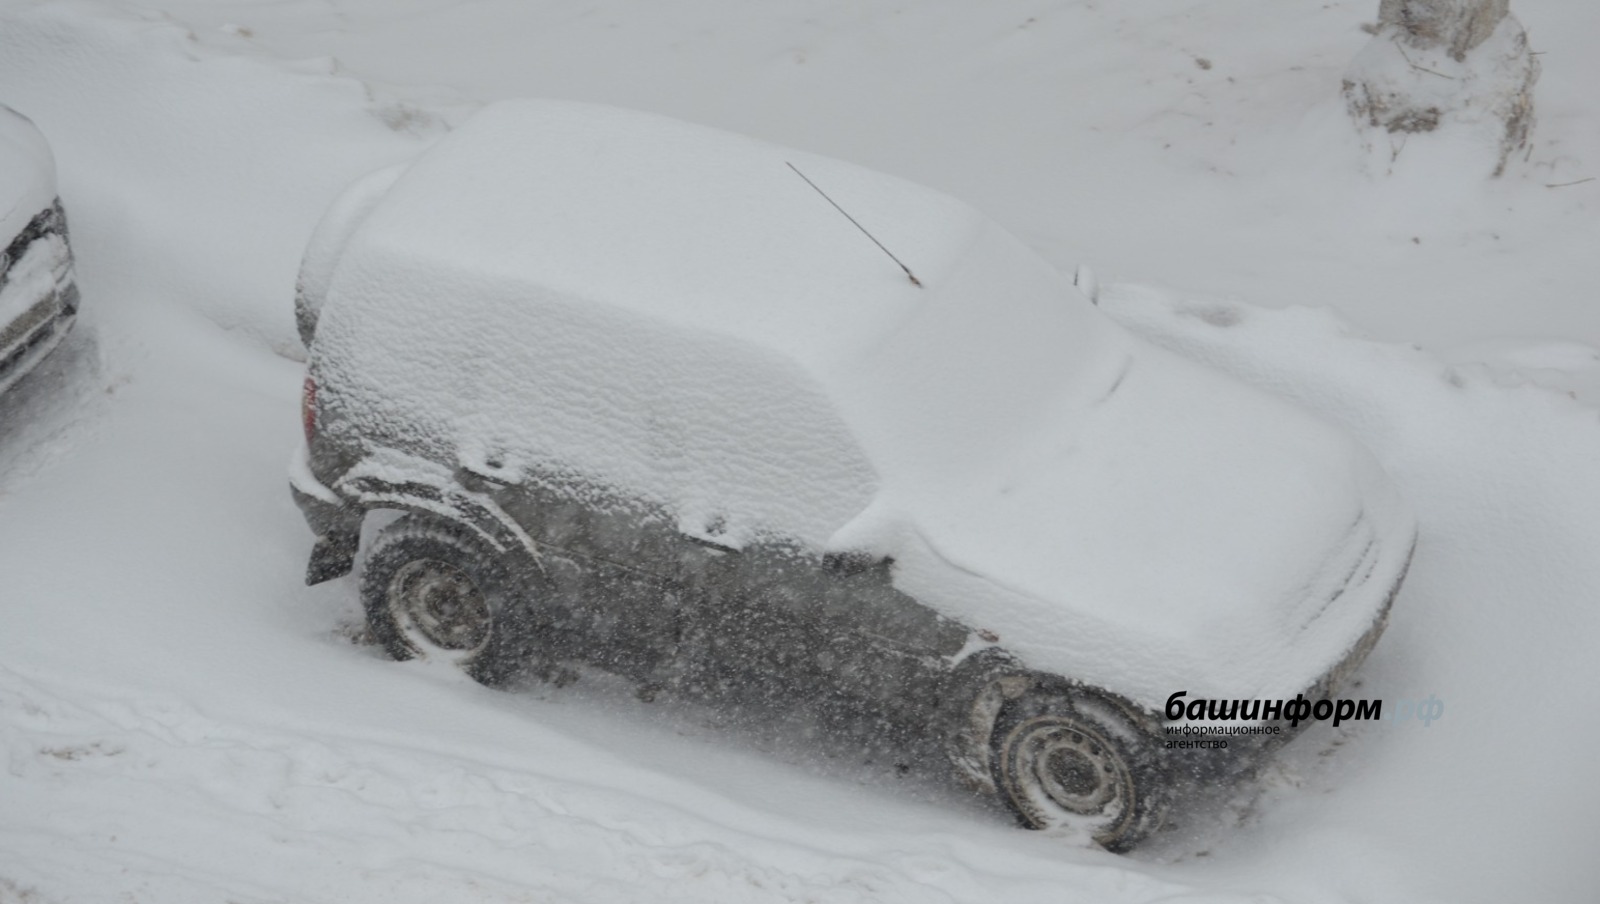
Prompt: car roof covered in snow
<box><xmin>323</xmin><ymin>99</ymin><xmax>1116</xmax><ymax>482</ymax></box>
<box><xmin>344</xmin><ymin>99</ymin><xmax>993</xmax><ymax>372</ymax></box>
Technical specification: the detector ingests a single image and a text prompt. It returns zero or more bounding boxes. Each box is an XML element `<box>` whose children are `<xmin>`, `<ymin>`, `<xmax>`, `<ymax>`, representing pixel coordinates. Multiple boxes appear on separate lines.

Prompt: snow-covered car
<box><xmin>289</xmin><ymin>100</ymin><xmax>1415</xmax><ymax>851</ymax></box>
<box><xmin>0</xmin><ymin>104</ymin><xmax>78</xmax><ymax>397</ymax></box>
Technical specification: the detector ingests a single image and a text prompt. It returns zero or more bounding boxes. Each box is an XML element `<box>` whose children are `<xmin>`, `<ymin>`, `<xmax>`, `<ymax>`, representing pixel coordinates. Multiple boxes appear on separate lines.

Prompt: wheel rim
<box><xmin>389</xmin><ymin>558</ymin><xmax>491</xmax><ymax>653</ymax></box>
<box><xmin>1002</xmin><ymin>714</ymin><xmax>1133</xmax><ymax>833</ymax></box>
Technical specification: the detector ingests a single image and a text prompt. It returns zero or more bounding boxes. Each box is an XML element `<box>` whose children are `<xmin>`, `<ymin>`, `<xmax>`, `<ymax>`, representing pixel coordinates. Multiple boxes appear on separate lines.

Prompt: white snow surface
<box><xmin>0</xmin><ymin>2</ymin><xmax>1596</xmax><ymax>903</ymax></box>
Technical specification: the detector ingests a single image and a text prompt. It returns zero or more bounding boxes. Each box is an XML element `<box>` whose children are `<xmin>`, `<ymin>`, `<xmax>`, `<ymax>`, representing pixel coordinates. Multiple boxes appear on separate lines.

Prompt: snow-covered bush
<box><xmin>1343</xmin><ymin>0</ymin><xmax>1538</xmax><ymax>175</ymax></box>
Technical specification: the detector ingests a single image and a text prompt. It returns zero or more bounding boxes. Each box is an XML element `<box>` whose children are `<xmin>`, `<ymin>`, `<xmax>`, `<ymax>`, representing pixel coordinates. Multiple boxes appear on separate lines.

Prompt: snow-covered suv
<box><xmin>0</xmin><ymin>105</ymin><xmax>78</xmax><ymax>397</ymax></box>
<box><xmin>289</xmin><ymin>100</ymin><xmax>1414</xmax><ymax>851</ymax></box>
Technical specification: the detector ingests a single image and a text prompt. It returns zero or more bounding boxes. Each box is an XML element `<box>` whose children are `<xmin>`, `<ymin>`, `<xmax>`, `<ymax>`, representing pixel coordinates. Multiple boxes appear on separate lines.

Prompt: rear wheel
<box><xmin>991</xmin><ymin>687</ymin><xmax>1168</xmax><ymax>852</ymax></box>
<box><xmin>360</xmin><ymin>516</ymin><xmax>532</xmax><ymax>687</ymax></box>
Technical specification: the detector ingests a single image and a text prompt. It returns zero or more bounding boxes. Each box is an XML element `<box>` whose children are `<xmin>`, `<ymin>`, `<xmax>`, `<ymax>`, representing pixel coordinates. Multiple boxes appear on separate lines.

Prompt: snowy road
<box><xmin>1</xmin><ymin>2</ymin><xmax>1596</xmax><ymax>902</ymax></box>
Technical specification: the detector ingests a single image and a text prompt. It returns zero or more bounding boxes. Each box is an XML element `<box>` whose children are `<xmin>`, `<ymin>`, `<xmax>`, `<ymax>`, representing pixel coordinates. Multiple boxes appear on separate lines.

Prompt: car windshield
<box><xmin>830</xmin><ymin>220</ymin><xmax>1125</xmax><ymax>484</ymax></box>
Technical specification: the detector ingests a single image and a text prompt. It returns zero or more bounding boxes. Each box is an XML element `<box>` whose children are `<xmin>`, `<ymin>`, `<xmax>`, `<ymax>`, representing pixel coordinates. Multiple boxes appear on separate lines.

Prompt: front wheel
<box><xmin>991</xmin><ymin>687</ymin><xmax>1168</xmax><ymax>852</ymax></box>
<box><xmin>360</xmin><ymin>515</ymin><xmax>532</xmax><ymax>687</ymax></box>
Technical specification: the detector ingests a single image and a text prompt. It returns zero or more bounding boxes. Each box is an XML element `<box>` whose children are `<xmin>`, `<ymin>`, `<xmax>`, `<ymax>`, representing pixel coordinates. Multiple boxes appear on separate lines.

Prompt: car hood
<box><xmin>0</xmin><ymin>105</ymin><xmax>56</xmax><ymax>244</ymax></box>
<box><xmin>0</xmin><ymin>105</ymin><xmax>55</xmax><ymax>243</ymax></box>
<box><xmin>853</xmin><ymin>333</ymin><xmax>1413</xmax><ymax>712</ymax></box>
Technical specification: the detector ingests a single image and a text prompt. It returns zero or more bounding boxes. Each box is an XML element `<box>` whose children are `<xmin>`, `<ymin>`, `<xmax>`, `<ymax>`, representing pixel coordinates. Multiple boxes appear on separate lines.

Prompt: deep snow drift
<box><xmin>0</xmin><ymin>2</ymin><xmax>1596</xmax><ymax>903</ymax></box>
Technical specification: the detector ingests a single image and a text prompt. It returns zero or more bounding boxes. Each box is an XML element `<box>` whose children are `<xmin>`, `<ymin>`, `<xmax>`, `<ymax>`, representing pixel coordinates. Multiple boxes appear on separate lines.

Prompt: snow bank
<box><xmin>0</xmin><ymin>0</ymin><xmax>447</xmax><ymax>358</ymax></box>
<box><xmin>128</xmin><ymin>0</ymin><xmax>1600</xmax><ymax>366</ymax></box>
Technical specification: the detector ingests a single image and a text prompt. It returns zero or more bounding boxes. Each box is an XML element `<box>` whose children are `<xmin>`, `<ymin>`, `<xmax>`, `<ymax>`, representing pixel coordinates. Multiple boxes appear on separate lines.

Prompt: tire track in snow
<box><xmin>2</xmin><ymin>661</ymin><xmax>1214</xmax><ymax>903</ymax></box>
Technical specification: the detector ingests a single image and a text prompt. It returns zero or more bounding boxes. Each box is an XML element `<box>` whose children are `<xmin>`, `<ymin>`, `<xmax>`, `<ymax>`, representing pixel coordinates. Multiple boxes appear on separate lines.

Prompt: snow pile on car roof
<box><xmin>334</xmin><ymin>99</ymin><xmax>979</xmax><ymax>372</ymax></box>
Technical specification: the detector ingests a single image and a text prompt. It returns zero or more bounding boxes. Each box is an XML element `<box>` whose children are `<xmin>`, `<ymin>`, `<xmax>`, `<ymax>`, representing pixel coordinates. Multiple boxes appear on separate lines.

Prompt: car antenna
<box><xmin>786</xmin><ymin>161</ymin><xmax>922</xmax><ymax>288</ymax></box>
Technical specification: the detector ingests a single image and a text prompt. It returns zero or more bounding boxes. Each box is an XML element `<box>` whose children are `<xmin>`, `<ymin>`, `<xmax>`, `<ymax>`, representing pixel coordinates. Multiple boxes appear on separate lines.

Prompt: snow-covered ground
<box><xmin>0</xmin><ymin>1</ymin><xmax>1596</xmax><ymax>902</ymax></box>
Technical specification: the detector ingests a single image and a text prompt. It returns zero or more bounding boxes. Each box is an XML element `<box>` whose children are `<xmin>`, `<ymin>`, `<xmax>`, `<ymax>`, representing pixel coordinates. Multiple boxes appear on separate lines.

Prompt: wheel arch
<box><xmin>985</xmin><ymin>675</ymin><xmax>1172</xmax><ymax>851</ymax></box>
<box><xmin>942</xmin><ymin>653</ymin><xmax>1165</xmax><ymax>797</ymax></box>
<box><xmin>302</xmin><ymin>450</ymin><xmax>542</xmax><ymax>585</ymax></box>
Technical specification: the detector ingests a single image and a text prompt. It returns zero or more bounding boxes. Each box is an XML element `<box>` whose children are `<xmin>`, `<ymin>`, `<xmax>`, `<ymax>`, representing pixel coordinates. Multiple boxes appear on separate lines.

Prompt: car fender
<box><xmin>337</xmin><ymin>448</ymin><xmax>541</xmax><ymax>558</ymax></box>
<box><xmin>300</xmin><ymin>446</ymin><xmax>542</xmax><ymax>585</ymax></box>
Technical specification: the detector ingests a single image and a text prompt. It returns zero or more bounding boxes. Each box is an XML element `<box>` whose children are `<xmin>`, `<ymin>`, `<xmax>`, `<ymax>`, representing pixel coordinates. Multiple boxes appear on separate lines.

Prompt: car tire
<box><xmin>360</xmin><ymin>515</ymin><xmax>534</xmax><ymax>687</ymax></box>
<box><xmin>990</xmin><ymin>686</ymin><xmax>1168</xmax><ymax>852</ymax></box>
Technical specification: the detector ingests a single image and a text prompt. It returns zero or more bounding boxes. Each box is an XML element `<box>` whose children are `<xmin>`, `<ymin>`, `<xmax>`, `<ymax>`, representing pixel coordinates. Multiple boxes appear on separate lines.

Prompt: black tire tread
<box><xmin>990</xmin><ymin>685</ymin><xmax>1169</xmax><ymax>852</ymax></box>
<box><xmin>360</xmin><ymin>515</ymin><xmax>528</xmax><ymax>687</ymax></box>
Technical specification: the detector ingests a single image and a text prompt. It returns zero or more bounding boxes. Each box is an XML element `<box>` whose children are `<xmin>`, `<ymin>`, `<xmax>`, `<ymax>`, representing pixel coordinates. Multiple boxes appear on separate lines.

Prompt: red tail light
<box><xmin>301</xmin><ymin>375</ymin><xmax>317</xmax><ymax>444</ymax></box>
